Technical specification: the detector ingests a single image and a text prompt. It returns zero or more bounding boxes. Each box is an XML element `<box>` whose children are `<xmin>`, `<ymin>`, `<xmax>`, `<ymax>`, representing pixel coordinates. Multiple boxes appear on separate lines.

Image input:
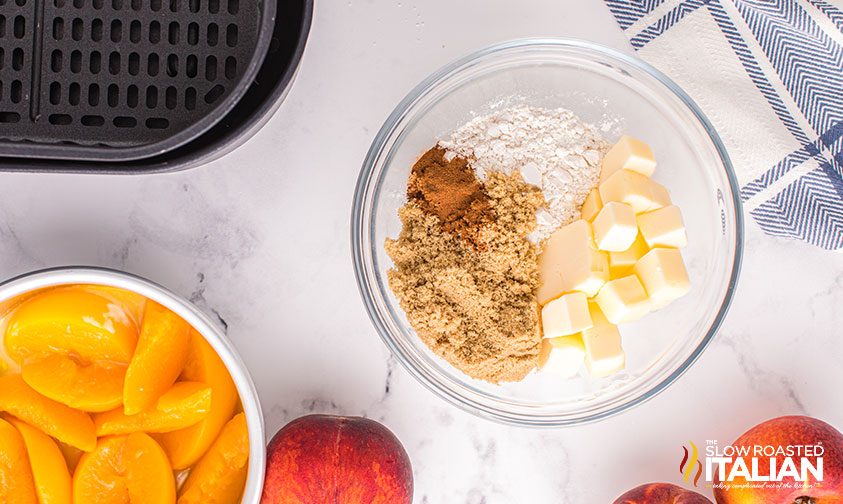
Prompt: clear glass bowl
<box><xmin>351</xmin><ymin>39</ymin><xmax>743</xmax><ymax>426</ymax></box>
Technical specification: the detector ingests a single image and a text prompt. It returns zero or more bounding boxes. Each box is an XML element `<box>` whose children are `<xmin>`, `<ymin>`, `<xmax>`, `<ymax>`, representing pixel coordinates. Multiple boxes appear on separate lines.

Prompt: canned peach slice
<box><xmin>73</xmin><ymin>433</ymin><xmax>175</xmax><ymax>504</ymax></box>
<box><xmin>94</xmin><ymin>381</ymin><xmax>211</xmax><ymax>436</ymax></box>
<box><xmin>0</xmin><ymin>375</ymin><xmax>96</xmax><ymax>452</ymax></box>
<box><xmin>5</xmin><ymin>289</ymin><xmax>138</xmax><ymax>364</ymax></box>
<box><xmin>21</xmin><ymin>354</ymin><xmax>127</xmax><ymax>413</ymax></box>
<box><xmin>9</xmin><ymin>417</ymin><xmax>72</xmax><ymax>504</ymax></box>
<box><xmin>178</xmin><ymin>412</ymin><xmax>249</xmax><ymax>504</ymax></box>
<box><xmin>79</xmin><ymin>285</ymin><xmax>148</xmax><ymax>326</ymax></box>
<box><xmin>157</xmin><ymin>332</ymin><xmax>238</xmax><ymax>469</ymax></box>
<box><xmin>0</xmin><ymin>417</ymin><xmax>38</xmax><ymax>504</ymax></box>
<box><xmin>123</xmin><ymin>301</ymin><xmax>192</xmax><ymax>415</ymax></box>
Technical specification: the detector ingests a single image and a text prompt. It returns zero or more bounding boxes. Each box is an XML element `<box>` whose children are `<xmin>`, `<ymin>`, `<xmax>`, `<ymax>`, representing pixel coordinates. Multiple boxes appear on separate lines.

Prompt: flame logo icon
<box><xmin>680</xmin><ymin>441</ymin><xmax>703</xmax><ymax>487</ymax></box>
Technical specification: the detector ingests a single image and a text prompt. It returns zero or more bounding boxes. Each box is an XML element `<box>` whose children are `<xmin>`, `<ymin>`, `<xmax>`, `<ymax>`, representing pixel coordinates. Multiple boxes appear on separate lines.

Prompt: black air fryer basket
<box><xmin>0</xmin><ymin>0</ymin><xmax>311</xmax><ymax>172</ymax></box>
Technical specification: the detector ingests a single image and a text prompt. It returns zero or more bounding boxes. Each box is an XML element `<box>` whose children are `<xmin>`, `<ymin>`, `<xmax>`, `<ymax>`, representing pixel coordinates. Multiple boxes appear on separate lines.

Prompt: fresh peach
<box><xmin>157</xmin><ymin>332</ymin><xmax>238</xmax><ymax>469</ymax></box>
<box><xmin>261</xmin><ymin>415</ymin><xmax>412</xmax><ymax>504</ymax></box>
<box><xmin>178</xmin><ymin>412</ymin><xmax>250</xmax><ymax>504</ymax></box>
<box><xmin>614</xmin><ymin>483</ymin><xmax>713</xmax><ymax>503</ymax></box>
<box><xmin>714</xmin><ymin>416</ymin><xmax>843</xmax><ymax>504</ymax></box>
<box><xmin>0</xmin><ymin>374</ymin><xmax>96</xmax><ymax>452</ymax></box>
<box><xmin>123</xmin><ymin>300</ymin><xmax>192</xmax><ymax>415</ymax></box>
<box><xmin>94</xmin><ymin>381</ymin><xmax>211</xmax><ymax>436</ymax></box>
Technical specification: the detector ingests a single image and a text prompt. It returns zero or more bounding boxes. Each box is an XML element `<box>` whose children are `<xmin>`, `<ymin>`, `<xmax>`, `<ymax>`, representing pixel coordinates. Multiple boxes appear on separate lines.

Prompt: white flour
<box><xmin>439</xmin><ymin>106</ymin><xmax>607</xmax><ymax>243</ymax></box>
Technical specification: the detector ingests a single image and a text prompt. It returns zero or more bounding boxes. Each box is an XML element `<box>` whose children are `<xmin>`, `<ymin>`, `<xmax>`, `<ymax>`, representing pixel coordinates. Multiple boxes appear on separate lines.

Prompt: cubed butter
<box><xmin>538</xmin><ymin>335</ymin><xmax>586</xmax><ymax>379</ymax></box>
<box><xmin>634</xmin><ymin>248</ymin><xmax>691</xmax><ymax>309</ymax></box>
<box><xmin>600</xmin><ymin>135</ymin><xmax>657</xmax><ymax>182</ymax></box>
<box><xmin>580</xmin><ymin>188</ymin><xmax>602</xmax><ymax>222</ymax></box>
<box><xmin>592</xmin><ymin>201</ymin><xmax>638</xmax><ymax>252</ymax></box>
<box><xmin>594</xmin><ymin>275</ymin><xmax>650</xmax><ymax>324</ymax></box>
<box><xmin>537</xmin><ymin>220</ymin><xmax>609</xmax><ymax>303</ymax></box>
<box><xmin>541</xmin><ymin>292</ymin><xmax>592</xmax><ymax>338</ymax></box>
<box><xmin>637</xmin><ymin>205</ymin><xmax>688</xmax><ymax>248</ymax></box>
<box><xmin>608</xmin><ymin>235</ymin><xmax>649</xmax><ymax>277</ymax></box>
<box><xmin>599</xmin><ymin>169</ymin><xmax>671</xmax><ymax>214</ymax></box>
<box><xmin>582</xmin><ymin>302</ymin><xmax>625</xmax><ymax>377</ymax></box>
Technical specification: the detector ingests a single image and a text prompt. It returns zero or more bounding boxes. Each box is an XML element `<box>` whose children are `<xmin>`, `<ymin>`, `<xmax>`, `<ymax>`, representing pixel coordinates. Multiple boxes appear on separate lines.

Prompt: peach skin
<box><xmin>713</xmin><ymin>416</ymin><xmax>843</xmax><ymax>504</ymax></box>
<box><xmin>261</xmin><ymin>414</ymin><xmax>412</xmax><ymax>504</ymax></box>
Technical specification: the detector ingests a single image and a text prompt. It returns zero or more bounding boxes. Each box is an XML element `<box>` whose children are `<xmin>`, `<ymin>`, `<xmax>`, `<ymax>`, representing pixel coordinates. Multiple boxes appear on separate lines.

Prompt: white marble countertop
<box><xmin>0</xmin><ymin>0</ymin><xmax>841</xmax><ymax>502</ymax></box>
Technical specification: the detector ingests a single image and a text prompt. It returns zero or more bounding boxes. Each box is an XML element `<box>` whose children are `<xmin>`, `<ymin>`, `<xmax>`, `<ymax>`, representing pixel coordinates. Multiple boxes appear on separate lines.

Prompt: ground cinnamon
<box><xmin>407</xmin><ymin>146</ymin><xmax>494</xmax><ymax>247</ymax></box>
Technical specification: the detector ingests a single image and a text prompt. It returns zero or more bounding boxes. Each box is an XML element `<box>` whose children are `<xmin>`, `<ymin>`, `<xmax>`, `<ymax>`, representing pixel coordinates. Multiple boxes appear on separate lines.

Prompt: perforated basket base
<box><xmin>0</xmin><ymin>0</ymin><xmax>273</xmax><ymax>161</ymax></box>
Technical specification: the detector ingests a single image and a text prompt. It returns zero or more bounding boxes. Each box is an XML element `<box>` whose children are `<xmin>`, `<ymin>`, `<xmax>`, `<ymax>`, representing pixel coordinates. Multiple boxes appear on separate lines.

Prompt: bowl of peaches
<box><xmin>0</xmin><ymin>267</ymin><xmax>264</xmax><ymax>504</ymax></box>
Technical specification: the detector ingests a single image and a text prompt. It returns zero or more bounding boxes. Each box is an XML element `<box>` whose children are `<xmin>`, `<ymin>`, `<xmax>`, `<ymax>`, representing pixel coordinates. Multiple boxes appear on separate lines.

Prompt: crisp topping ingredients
<box><xmin>538</xmin><ymin>336</ymin><xmax>586</xmax><ymax>379</ymax></box>
<box><xmin>537</xmin><ymin>220</ymin><xmax>609</xmax><ymax>303</ymax></box>
<box><xmin>599</xmin><ymin>169</ymin><xmax>671</xmax><ymax>214</ymax></box>
<box><xmin>406</xmin><ymin>146</ymin><xmax>494</xmax><ymax>248</ymax></box>
<box><xmin>581</xmin><ymin>302</ymin><xmax>626</xmax><ymax>378</ymax></box>
<box><xmin>599</xmin><ymin>134</ymin><xmax>658</xmax><ymax>182</ymax></box>
<box><xmin>439</xmin><ymin>106</ymin><xmax>607</xmax><ymax>242</ymax></box>
<box><xmin>633</xmin><ymin>248</ymin><xmax>691</xmax><ymax>310</ymax></box>
<box><xmin>537</xmin><ymin>136</ymin><xmax>692</xmax><ymax>379</ymax></box>
<box><xmin>637</xmin><ymin>205</ymin><xmax>688</xmax><ymax>248</ymax></box>
<box><xmin>540</xmin><ymin>292</ymin><xmax>593</xmax><ymax>339</ymax></box>
<box><xmin>386</xmin><ymin>148</ymin><xmax>544</xmax><ymax>383</ymax></box>
<box><xmin>592</xmin><ymin>201</ymin><xmax>638</xmax><ymax>252</ymax></box>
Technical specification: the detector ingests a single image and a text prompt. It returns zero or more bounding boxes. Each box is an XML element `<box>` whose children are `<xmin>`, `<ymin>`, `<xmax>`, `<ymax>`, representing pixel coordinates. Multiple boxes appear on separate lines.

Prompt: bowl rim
<box><xmin>351</xmin><ymin>37</ymin><xmax>745</xmax><ymax>427</ymax></box>
<box><xmin>0</xmin><ymin>266</ymin><xmax>266</xmax><ymax>501</ymax></box>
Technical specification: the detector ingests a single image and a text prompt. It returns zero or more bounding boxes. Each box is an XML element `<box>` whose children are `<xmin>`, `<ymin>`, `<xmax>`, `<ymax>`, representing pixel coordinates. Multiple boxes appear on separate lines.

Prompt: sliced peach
<box><xmin>72</xmin><ymin>433</ymin><xmax>176</xmax><ymax>504</ymax></box>
<box><xmin>178</xmin><ymin>412</ymin><xmax>249</xmax><ymax>504</ymax></box>
<box><xmin>0</xmin><ymin>375</ymin><xmax>96</xmax><ymax>452</ymax></box>
<box><xmin>126</xmin><ymin>432</ymin><xmax>177</xmax><ymax>503</ymax></box>
<box><xmin>79</xmin><ymin>285</ymin><xmax>148</xmax><ymax>326</ymax></box>
<box><xmin>9</xmin><ymin>417</ymin><xmax>72</xmax><ymax>504</ymax></box>
<box><xmin>0</xmin><ymin>417</ymin><xmax>37</xmax><ymax>503</ymax></box>
<box><xmin>5</xmin><ymin>288</ymin><xmax>138</xmax><ymax>364</ymax></box>
<box><xmin>157</xmin><ymin>332</ymin><xmax>239</xmax><ymax>469</ymax></box>
<box><xmin>21</xmin><ymin>354</ymin><xmax>127</xmax><ymax>412</ymax></box>
<box><xmin>94</xmin><ymin>381</ymin><xmax>211</xmax><ymax>436</ymax></box>
<box><xmin>72</xmin><ymin>437</ymin><xmax>128</xmax><ymax>502</ymax></box>
<box><xmin>73</xmin><ymin>432</ymin><xmax>176</xmax><ymax>504</ymax></box>
<box><xmin>123</xmin><ymin>301</ymin><xmax>192</xmax><ymax>415</ymax></box>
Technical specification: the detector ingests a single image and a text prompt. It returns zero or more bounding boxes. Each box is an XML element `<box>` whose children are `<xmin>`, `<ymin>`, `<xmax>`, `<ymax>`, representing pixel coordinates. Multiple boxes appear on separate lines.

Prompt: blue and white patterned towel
<box><xmin>604</xmin><ymin>0</ymin><xmax>843</xmax><ymax>250</ymax></box>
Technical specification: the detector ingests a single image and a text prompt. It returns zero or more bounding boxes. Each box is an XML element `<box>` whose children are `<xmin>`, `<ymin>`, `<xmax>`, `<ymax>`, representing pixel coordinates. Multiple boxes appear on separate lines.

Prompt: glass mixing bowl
<box><xmin>351</xmin><ymin>39</ymin><xmax>743</xmax><ymax>426</ymax></box>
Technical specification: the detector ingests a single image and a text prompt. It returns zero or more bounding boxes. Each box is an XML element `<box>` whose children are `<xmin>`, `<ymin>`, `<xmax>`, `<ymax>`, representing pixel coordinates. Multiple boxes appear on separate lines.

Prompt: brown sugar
<box><xmin>386</xmin><ymin>150</ymin><xmax>545</xmax><ymax>383</ymax></box>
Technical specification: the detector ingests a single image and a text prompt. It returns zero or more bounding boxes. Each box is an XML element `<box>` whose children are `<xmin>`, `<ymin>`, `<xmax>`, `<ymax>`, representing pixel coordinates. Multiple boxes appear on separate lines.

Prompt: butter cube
<box><xmin>537</xmin><ymin>220</ymin><xmax>609</xmax><ymax>303</ymax></box>
<box><xmin>637</xmin><ymin>205</ymin><xmax>688</xmax><ymax>248</ymax></box>
<box><xmin>599</xmin><ymin>169</ymin><xmax>671</xmax><ymax>214</ymax></box>
<box><xmin>539</xmin><ymin>335</ymin><xmax>586</xmax><ymax>379</ymax></box>
<box><xmin>582</xmin><ymin>302</ymin><xmax>625</xmax><ymax>377</ymax></box>
<box><xmin>608</xmin><ymin>235</ymin><xmax>649</xmax><ymax>277</ymax></box>
<box><xmin>600</xmin><ymin>135</ymin><xmax>657</xmax><ymax>182</ymax></box>
<box><xmin>594</xmin><ymin>275</ymin><xmax>650</xmax><ymax>324</ymax></box>
<box><xmin>580</xmin><ymin>189</ymin><xmax>602</xmax><ymax>222</ymax></box>
<box><xmin>634</xmin><ymin>248</ymin><xmax>691</xmax><ymax>309</ymax></box>
<box><xmin>541</xmin><ymin>292</ymin><xmax>592</xmax><ymax>338</ymax></box>
<box><xmin>592</xmin><ymin>202</ymin><xmax>638</xmax><ymax>252</ymax></box>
